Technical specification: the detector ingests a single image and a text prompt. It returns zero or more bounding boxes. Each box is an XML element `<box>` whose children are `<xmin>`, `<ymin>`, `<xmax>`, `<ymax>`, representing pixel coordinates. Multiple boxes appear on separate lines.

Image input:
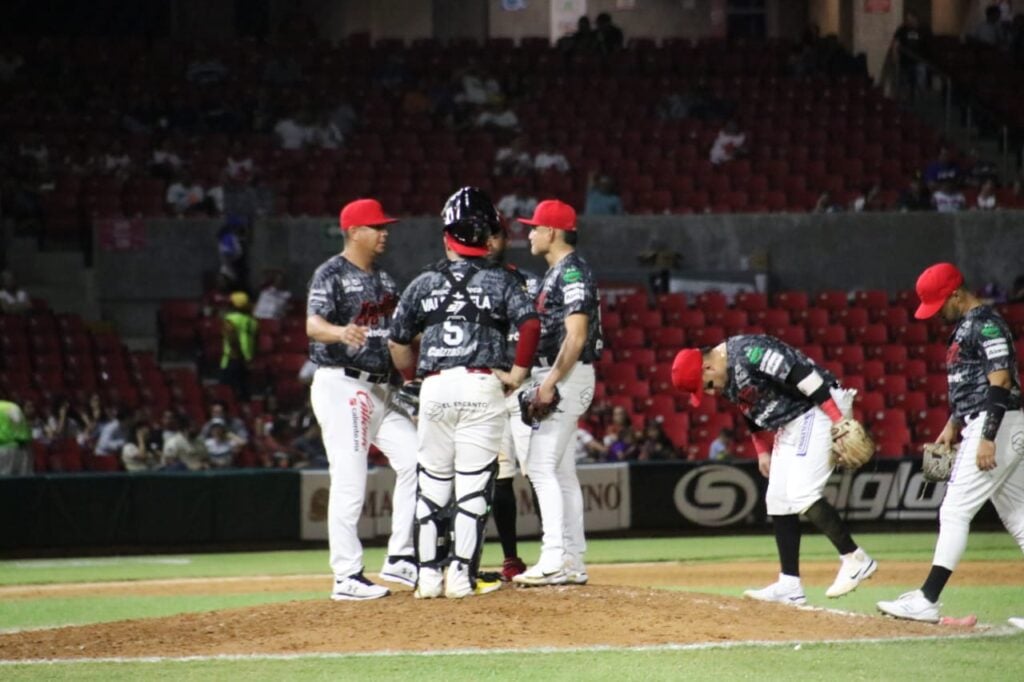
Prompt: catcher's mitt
<box><xmin>922</xmin><ymin>442</ymin><xmax>956</xmax><ymax>482</ymax></box>
<box><xmin>393</xmin><ymin>380</ymin><xmax>421</xmax><ymax>418</ymax></box>
<box><xmin>518</xmin><ymin>385</ymin><xmax>561</xmax><ymax>427</ymax></box>
<box><xmin>830</xmin><ymin>417</ymin><xmax>876</xmax><ymax>470</ymax></box>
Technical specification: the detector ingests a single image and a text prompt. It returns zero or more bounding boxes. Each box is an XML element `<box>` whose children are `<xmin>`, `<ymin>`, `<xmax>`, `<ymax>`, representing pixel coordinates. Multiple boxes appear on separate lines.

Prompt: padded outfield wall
<box><xmin>94</xmin><ymin>211</ymin><xmax>1024</xmax><ymax>339</ymax></box>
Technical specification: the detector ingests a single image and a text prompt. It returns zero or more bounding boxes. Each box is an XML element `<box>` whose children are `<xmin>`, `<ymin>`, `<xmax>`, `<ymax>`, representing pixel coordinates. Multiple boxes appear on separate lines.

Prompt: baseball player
<box><xmin>487</xmin><ymin>222</ymin><xmax>541</xmax><ymax>580</ymax></box>
<box><xmin>307</xmin><ymin>198</ymin><xmax>420</xmax><ymax>601</ymax></box>
<box><xmin>671</xmin><ymin>334</ymin><xmax>877</xmax><ymax>604</ymax></box>
<box><xmin>512</xmin><ymin>199</ymin><xmax>603</xmax><ymax>587</ymax></box>
<box><xmin>388</xmin><ymin>187</ymin><xmax>540</xmax><ymax>599</ymax></box>
<box><xmin>878</xmin><ymin>263</ymin><xmax>1024</xmax><ymax>622</ymax></box>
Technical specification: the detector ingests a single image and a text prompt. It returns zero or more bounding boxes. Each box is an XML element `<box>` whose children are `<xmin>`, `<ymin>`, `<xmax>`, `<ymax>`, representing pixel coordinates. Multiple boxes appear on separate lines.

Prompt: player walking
<box><xmin>307</xmin><ymin>198</ymin><xmax>419</xmax><ymax>601</ymax></box>
<box><xmin>512</xmin><ymin>200</ymin><xmax>603</xmax><ymax>587</ymax></box>
<box><xmin>878</xmin><ymin>263</ymin><xmax>1024</xmax><ymax>623</ymax></box>
<box><xmin>672</xmin><ymin>334</ymin><xmax>877</xmax><ymax>604</ymax></box>
<box><xmin>389</xmin><ymin>187</ymin><xmax>540</xmax><ymax>599</ymax></box>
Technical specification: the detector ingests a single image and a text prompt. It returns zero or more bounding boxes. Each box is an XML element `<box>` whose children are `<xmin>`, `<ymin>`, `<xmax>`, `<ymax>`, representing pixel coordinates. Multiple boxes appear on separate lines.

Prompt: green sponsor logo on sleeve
<box><xmin>745</xmin><ymin>347</ymin><xmax>765</xmax><ymax>364</ymax></box>
<box><xmin>563</xmin><ymin>267</ymin><xmax>582</xmax><ymax>283</ymax></box>
<box><xmin>981</xmin><ymin>323</ymin><xmax>1002</xmax><ymax>338</ymax></box>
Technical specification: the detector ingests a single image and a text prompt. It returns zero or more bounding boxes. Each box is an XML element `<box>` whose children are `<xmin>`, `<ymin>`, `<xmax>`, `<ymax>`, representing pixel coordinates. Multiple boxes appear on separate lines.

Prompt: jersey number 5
<box><xmin>442</xmin><ymin>321</ymin><xmax>464</xmax><ymax>346</ymax></box>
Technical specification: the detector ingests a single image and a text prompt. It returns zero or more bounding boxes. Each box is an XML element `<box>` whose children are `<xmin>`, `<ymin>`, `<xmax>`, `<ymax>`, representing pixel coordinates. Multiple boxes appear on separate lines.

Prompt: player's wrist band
<box><xmin>981</xmin><ymin>385</ymin><xmax>1009</xmax><ymax>441</ymax></box>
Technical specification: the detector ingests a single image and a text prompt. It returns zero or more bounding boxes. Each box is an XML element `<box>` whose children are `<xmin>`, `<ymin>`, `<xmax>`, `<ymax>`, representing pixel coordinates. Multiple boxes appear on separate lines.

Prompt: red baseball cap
<box><xmin>671</xmin><ymin>348</ymin><xmax>705</xmax><ymax>407</ymax></box>
<box><xmin>518</xmin><ymin>199</ymin><xmax>577</xmax><ymax>231</ymax></box>
<box><xmin>339</xmin><ymin>198</ymin><xmax>398</xmax><ymax>231</ymax></box>
<box><xmin>914</xmin><ymin>262</ymin><xmax>963</xmax><ymax>320</ymax></box>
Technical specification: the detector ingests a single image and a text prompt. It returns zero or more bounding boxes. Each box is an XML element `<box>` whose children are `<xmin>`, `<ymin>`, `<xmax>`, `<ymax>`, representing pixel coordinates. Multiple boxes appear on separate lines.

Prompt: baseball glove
<box><xmin>830</xmin><ymin>417</ymin><xmax>876</xmax><ymax>470</ymax></box>
<box><xmin>518</xmin><ymin>385</ymin><xmax>561</xmax><ymax>427</ymax></box>
<box><xmin>922</xmin><ymin>442</ymin><xmax>956</xmax><ymax>482</ymax></box>
<box><xmin>393</xmin><ymin>380</ymin><xmax>421</xmax><ymax>418</ymax></box>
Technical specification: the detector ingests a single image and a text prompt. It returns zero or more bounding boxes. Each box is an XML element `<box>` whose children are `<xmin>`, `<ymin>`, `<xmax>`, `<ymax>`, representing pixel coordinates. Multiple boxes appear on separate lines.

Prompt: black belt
<box><xmin>424</xmin><ymin>368</ymin><xmax>493</xmax><ymax>378</ymax></box>
<box><xmin>340</xmin><ymin>367</ymin><xmax>390</xmax><ymax>384</ymax></box>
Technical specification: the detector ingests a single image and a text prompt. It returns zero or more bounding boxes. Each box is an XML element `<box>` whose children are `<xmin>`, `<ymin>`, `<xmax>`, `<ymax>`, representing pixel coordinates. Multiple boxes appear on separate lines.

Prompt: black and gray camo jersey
<box><xmin>390</xmin><ymin>259</ymin><xmax>537</xmax><ymax>376</ymax></box>
<box><xmin>722</xmin><ymin>334</ymin><xmax>838</xmax><ymax>431</ymax></box>
<box><xmin>534</xmin><ymin>251</ymin><xmax>603</xmax><ymax>365</ymax></box>
<box><xmin>502</xmin><ymin>264</ymin><xmax>541</xmax><ymax>366</ymax></box>
<box><xmin>306</xmin><ymin>255</ymin><xmax>400</xmax><ymax>374</ymax></box>
<box><xmin>945</xmin><ymin>305</ymin><xmax>1022</xmax><ymax>420</ymax></box>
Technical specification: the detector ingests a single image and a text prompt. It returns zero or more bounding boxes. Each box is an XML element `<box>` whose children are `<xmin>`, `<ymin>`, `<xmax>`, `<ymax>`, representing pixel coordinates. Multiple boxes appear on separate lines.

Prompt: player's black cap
<box><xmin>441</xmin><ymin>186</ymin><xmax>500</xmax><ymax>257</ymax></box>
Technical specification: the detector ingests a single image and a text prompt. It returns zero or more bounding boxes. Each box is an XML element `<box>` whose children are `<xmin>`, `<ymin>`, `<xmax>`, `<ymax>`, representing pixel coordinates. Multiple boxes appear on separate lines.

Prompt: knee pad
<box><xmin>452</xmin><ymin>460</ymin><xmax>498</xmax><ymax>576</ymax></box>
<box><xmin>415</xmin><ymin>466</ymin><xmax>453</xmax><ymax>569</ymax></box>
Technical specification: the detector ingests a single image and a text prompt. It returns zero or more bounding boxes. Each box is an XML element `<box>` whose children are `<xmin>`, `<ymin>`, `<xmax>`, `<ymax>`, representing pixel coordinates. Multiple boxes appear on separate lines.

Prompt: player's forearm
<box><xmin>981</xmin><ymin>369</ymin><xmax>1013</xmax><ymax>441</ymax></box>
<box><xmin>785</xmin><ymin>364</ymin><xmax>842</xmax><ymax>423</ymax></box>
<box><xmin>388</xmin><ymin>340</ymin><xmax>415</xmax><ymax>370</ymax></box>
<box><xmin>306</xmin><ymin>314</ymin><xmax>347</xmax><ymax>344</ymax></box>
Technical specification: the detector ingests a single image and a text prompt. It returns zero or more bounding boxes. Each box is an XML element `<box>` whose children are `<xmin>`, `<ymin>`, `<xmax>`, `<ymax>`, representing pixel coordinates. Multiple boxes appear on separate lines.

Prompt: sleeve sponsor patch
<box><xmin>983</xmin><ymin>338</ymin><xmax>1010</xmax><ymax>359</ymax></box>
<box><xmin>562</xmin><ymin>266</ymin><xmax>583</xmax><ymax>284</ymax></box>
<box><xmin>563</xmin><ymin>282</ymin><xmax>585</xmax><ymax>304</ymax></box>
<box><xmin>980</xmin><ymin>322</ymin><xmax>1003</xmax><ymax>339</ymax></box>
<box><xmin>758</xmin><ymin>349</ymin><xmax>786</xmax><ymax>377</ymax></box>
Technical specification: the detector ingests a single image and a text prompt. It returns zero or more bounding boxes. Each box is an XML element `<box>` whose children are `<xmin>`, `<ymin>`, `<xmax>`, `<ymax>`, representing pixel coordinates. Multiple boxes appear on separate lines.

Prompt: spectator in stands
<box><xmin>205</xmin><ymin>172</ymin><xmax>225</xmax><ymax>216</ymax></box>
<box><xmin>20</xmin><ymin>400</ymin><xmax>46</xmax><ymax>442</ymax></box>
<box><xmin>710</xmin><ymin>121</ymin><xmax>748</xmax><ymax>165</ymax></box>
<box><xmin>217</xmin><ymin>215</ymin><xmax>248</xmax><ymax>286</ymax></box>
<box><xmin>102</xmin><ymin>139</ymin><xmax>133</xmax><ymax>179</ymax></box>
<box><xmin>202</xmin><ymin>418</ymin><xmax>244</xmax><ymax>468</ymax></box>
<box><xmin>220</xmin><ymin>292</ymin><xmax>258</xmax><ymax>401</ymax></box>
<box><xmin>976</xmin><ymin>179</ymin><xmax>998</xmax><ymax>210</ymax></box>
<box><xmin>585</xmin><ymin>171</ymin><xmax>624</xmax><ymax>215</ymax></box>
<box><xmin>968</xmin><ymin>5</ymin><xmax>1008</xmax><ymax>47</ymax></box>
<box><xmin>79</xmin><ymin>393</ymin><xmax>105</xmax><ymax>445</ymax></box>
<box><xmin>932</xmin><ymin>179</ymin><xmax>966</xmax><ymax>213</ymax></box>
<box><xmin>253</xmin><ymin>270</ymin><xmax>292</xmax><ymax>320</ymax></box>
<box><xmin>0</xmin><ymin>270</ymin><xmax>31</xmax><ymax>314</ymax></box>
<box><xmin>923</xmin><ymin>146</ymin><xmax>958</xmax><ymax>191</ymax></box>
<box><xmin>292</xmin><ymin>419</ymin><xmax>327</xmax><ymax>468</ymax></box>
<box><xmin>813</xmin><ymin>191</ymin><xmax>843</xmax><ymax>213</ymax></box>
<box><xmin>573</xmin><ymin>424</ymin><xmax>607</xmax><ymax>463</ymax></box>
<box><xmin>897</xmin><ymin>175</ymin><xmax>933</xmax><ymax>211</ymax></box>
<box><xmin>534</xmin><ymin>142</ymin><xmax>571</xmax><ymax>174</ymax></box>
<box><xmin>890</xmin><ymin>10</ymin><xmax>929</xmax><ymax>101</ymax></box>
<box><xmin>607</xmin><ymin>425</ymin><xmax>640</xmax><ymax>462</ymax></box>
<box><xmin>0</xmin><ymin>398</ymin><xmax>32</xmax><ymax>475</ymax></box>
<box><xmin>310</xmin><ymin>108</ymin><xmax>345</xmax><ymax>149</ymax></box>
<box><xmin>121</xmin><ymin>421</ymin><xmax>159</xmax><ymax>472</ymax></box>
<box><xmin>95</xmin><ymin>408</ymin><xmax>132</xmax><ymax>459</ymax></box>
<box><xmin>637</xmin><ymin>417</ymin><xmax>678</xmax><ymax>461</ymax></box>
<box><xmin>274</xmin><ymin>111</ymin><xmax>312</xmax><ymax>150</ymax></box>
<box><xmin>200</xmin><ymin>400</ymin><xmax>250</xmax><ymax>443</ymax></box>
<box><xmin>159</xmin><ymin>410</ymin><xmax>195</xmax><ymax>470</ymax></box>
<box><xmin>255</xmin><ymin>417</ymin><xmax>305</xmax><ymax>468</ymax></box>
<box><xmin>558</xmin><ymin>16</ymin><xmax>598</xmax><ymax>54</ymax></box>
<box><xmin>851</xmin><ymin>182</ymin><xmax>883</xmax><ymax>212</ymax></box>
<box><xmin>595</xmin><ymin>12</ymin><xmax>625</xmax><ymax>54</ymax></box>
<box><xmin>454</xmin><ymin>61</ymin><xmax>502</xmax><ymax>106</ymax></box>
<box><xmin>473</xmin><ymin>100</ymin><xmax>520</xmax><ymax>132</ymax></box>
<box><xmin>150</xmin><ymin>137</ymin><xmax>183</xmax><ymax>180</ymax></box>
<box><xmin>496</xmin><ymin>185</ymin><xmax>539</xmax><ymax>221</ymax></box>
<box><xmin>224</xmin><ymin>140</ymin><xmax>255</xmax><ymax>184</ymax></box>
<box><xmin>602</xmin><ymin>405</ymin><xmax>631</xmax><ymax>448</ymax></box>
<box><xmin>494</xmin><ymin>136</ymin><xmax>533</xmax><ymax>177</ymax></box>
<box><xmin>165</xmin><ymin>170</ymin><xmax>208</xmax><ymax>216</ymax></box>
<box><xmin>708</xmin><ymin>428</ymin><xmax>737</xmax><ymax>462</ymax></box>
<box><xmin>44</xmin><ymin>396</ymin><xmax>85</xmax><ymax>442</ymax></box>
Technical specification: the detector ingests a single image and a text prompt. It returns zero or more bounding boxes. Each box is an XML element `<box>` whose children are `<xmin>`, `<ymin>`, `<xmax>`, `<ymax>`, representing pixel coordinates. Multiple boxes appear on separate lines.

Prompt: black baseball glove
<box><xmin>518</xmin><ymin>385</ymin><xmax>561</xmax><ymax>427</ymax></box>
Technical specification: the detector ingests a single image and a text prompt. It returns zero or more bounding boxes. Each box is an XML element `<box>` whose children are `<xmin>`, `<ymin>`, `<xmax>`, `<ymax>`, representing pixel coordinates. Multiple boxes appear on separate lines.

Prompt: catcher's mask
<box><xmin>441</xmin><ymin>186</ymin><xmax>500</xmax><ymax>257</ymax></box>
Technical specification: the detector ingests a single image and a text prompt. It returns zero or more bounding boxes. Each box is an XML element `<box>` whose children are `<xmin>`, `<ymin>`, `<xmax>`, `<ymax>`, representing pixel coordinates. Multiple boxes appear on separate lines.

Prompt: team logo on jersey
<box><xmin>981</xmin><ymin>323</ymin><xmax>1001</xmax><ymax>339</ymax></box>
<box><xmin>563</xmin><ymin>267</ymin><xmax>582</xmax><ymax>283</ymax></box>
<box><xmin>745</xmin><ymin>347</ymin><xmax>765</xmax><ymax>364</ymax></box>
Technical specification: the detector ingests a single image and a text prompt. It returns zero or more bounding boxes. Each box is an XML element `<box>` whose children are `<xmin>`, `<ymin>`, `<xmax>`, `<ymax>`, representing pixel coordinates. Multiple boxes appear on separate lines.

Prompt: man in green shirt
<box><xmin>0</xmin><ymin>399</ymin><xmax>33</xmax><ymax>475</ymax></box>
<box><xmin>221</xmin><ymin>291</ymin><xmax>258</xmax><ymax>401</ymax></box>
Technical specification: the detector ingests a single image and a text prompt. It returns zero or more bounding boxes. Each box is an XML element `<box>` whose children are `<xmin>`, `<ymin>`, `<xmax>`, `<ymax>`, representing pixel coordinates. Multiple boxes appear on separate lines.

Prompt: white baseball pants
<box><xmin>524</xmin><ymin>362</ymin><xmax>595</xmax><ymax>572</ymax></box>
<box><xmin>311</xmin><ymin>368</ymin><xmax>418</xmax><ymax>580</ymax></box>
<box><xmin>498</xmin><ymin>389</ymin><xmax>533</xmax><ymax>479</ymax></box>
<box><xmin>933</xmin><ymin>410</ymin><xmax>1024</xmax><ymax>570</ymax></box>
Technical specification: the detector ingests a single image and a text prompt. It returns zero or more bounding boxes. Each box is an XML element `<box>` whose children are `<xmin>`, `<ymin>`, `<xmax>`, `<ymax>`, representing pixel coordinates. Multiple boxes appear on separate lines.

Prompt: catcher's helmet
<box><xmin>441</xmin><ymin>187</ymin><xmax>500</xmax><ymax>256</ymax></box>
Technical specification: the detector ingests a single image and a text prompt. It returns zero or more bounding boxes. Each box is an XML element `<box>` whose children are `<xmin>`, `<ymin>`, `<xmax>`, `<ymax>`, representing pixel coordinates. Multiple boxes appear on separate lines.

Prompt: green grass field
<box><xmin>1</xmin><ymin>533</ymin><xmax>1021</xmax><ymax>680</ymax></box>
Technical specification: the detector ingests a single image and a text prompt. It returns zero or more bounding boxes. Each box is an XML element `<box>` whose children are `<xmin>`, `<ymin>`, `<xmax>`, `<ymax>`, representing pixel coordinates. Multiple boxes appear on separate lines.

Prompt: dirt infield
<box><xmin>2</xmin><ymin>561</ymin><xmax>1016</xmax><ymax>660</ymax></box>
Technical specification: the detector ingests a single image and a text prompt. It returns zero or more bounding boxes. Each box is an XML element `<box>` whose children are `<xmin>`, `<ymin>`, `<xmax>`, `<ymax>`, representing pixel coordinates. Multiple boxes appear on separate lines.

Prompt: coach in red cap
<box><xmin>339</xmin><ymin>198</ymin><xmax>399</xmax><ymax>232</ymax></box>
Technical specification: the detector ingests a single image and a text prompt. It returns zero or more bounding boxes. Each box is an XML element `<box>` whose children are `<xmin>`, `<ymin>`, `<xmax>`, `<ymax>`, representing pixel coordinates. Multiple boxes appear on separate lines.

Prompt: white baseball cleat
<box><xmin>564</xmin><ymin>557</ymin><xmax>589</xmax><ymax>585</ymax></box>
<box><xmin>414</xmin><ymin>567</ymin><xmax>443</xmax><ymax>599</ymax></box>
<box><xmin>331</xmin><ymin>572</ymin><xmax>390</xmax><ymax>601</ymax></box>
<box><xmin>512</xmin><ymin>563</ymin><xmax>568</xmax><ymax>586</ymax></box>
<box><xmin>380</xmin><ymin>556</ymin><xmax>418</xmax><ymax>588</ymax></box>
<box><xmin>876</xmin><ymin>590</ymin><xmax>941</xmax><ymax>623</ymax></box>
<box><xmin>826</xmin><ymin>549</ymin><xmax>878</xmax><ymax>598</ymax></box>
<box><xmin>743</xmin><ymin>575</ymin><xmax>807</xmax><ymax>606</ymax></box>
<box><xmin>1008</xmin><ymin>617</ymin><xmax>1024</xmax><ymax>630</ymax></box>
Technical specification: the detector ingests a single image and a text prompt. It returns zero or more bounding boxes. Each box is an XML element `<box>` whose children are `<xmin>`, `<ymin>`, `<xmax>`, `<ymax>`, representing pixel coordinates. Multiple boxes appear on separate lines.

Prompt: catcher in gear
<box><xmin>672</xmin><ymin>335</ymin><xmax>877</xmax><ymax>605</ymax></box>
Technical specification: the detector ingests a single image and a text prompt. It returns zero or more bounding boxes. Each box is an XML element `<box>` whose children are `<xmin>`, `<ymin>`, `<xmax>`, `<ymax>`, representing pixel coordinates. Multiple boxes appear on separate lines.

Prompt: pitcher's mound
<box><xmin>0</xmin><ymin>584</ymin><xmax>965</xmax><ymax>661</ymax></box>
